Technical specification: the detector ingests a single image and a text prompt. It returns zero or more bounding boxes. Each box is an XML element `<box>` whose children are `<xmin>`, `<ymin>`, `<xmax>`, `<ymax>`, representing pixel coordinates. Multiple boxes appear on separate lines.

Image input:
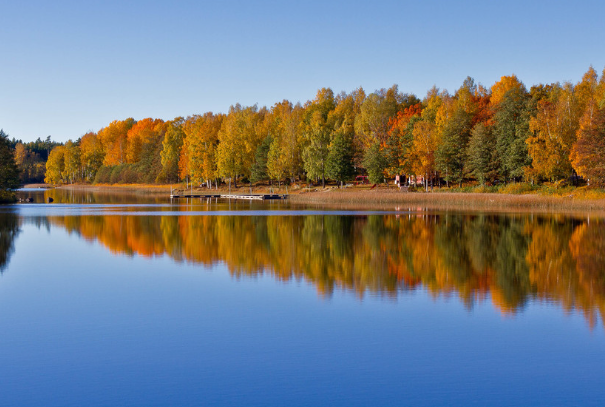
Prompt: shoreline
<box><xmin>291</xmin><ymin>190</ymin><xmax>605</xmax><ymax>212</ymax></box>
<box><xmin>24</xmin><ymin>183</ymin><xmax>605</xmax><ymax>213</ymax></box>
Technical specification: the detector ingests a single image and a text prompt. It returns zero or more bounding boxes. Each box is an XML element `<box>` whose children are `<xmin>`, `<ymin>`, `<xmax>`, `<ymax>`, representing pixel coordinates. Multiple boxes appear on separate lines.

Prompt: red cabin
<box><xmin>355</xmin><ymin>175</ymin><xmax>369</xmax><ymax>185</ymax></box>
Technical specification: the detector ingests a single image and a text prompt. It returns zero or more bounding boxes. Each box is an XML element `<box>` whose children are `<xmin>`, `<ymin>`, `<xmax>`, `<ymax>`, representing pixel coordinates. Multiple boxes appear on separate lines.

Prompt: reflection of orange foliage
<box><xmin>126</xmin><ymin>217</ymin><xmax>165</xmax><ymax>257</ymax></box>
<box><xmin>490</xmin><ymin>289</ymin><xmax>518</xmax><ymax>316</ymax></box>
<box><xmin>47</xmin><ymin>213</ymin><xmax>605</xmax><ymax>330</ymax></box>
<box><xmin>569</xmin><ymin>221</ymin><xmax>605</xmax><ymax>330</ymax></box>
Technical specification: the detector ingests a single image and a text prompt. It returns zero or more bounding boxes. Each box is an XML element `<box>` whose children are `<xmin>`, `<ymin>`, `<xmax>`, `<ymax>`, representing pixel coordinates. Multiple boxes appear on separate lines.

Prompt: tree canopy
<box><xmin>26</xmin><ymin>65</ymin><xmax>605</xmax><ymax>189</ymax></box>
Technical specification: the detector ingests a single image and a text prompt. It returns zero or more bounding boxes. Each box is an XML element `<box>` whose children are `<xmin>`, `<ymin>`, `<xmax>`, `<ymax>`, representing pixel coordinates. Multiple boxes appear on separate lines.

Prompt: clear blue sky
<box><xmin>2</xmin><ymin>0</ymin><xmax>604</xmax><ymax>143</ymax></box>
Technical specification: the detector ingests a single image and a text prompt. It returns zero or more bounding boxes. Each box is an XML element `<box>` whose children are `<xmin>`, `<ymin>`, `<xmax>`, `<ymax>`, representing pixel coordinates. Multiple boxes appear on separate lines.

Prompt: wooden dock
<box><xmin>169</xmin><ymin>194</ymin><xmax>221</xmax><ymax>199</ymax></box>
<box><xmin>170</xmin><ymin>193</ymin><xmax>287</xmax><ymax>200</ymax></box>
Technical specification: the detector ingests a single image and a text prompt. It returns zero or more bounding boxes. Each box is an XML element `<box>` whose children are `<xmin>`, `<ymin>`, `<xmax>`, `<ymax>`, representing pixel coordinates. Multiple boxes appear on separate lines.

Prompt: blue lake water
<box><xmin>1</xmin><ymin>191</ymin><xmax>604</xmax><ymax>406</ymax></box>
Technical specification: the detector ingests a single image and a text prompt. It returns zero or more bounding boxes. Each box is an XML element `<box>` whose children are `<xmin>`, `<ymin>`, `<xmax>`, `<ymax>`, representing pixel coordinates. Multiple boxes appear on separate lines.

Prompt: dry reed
<box><xmin>291</xmin><ymin>188</ymin><xmax>605</xmax><ymax>213</ymax></box>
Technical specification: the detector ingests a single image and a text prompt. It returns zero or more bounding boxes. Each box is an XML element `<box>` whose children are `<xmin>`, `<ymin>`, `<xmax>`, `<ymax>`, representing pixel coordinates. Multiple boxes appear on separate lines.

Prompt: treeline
<box><xmin>44</xmin><ymin>66</ymin><xmax>605</xmax><ymax>187</ymax></box>
<box><xmin>8</xmin><ymin>136</ymin><xmax>62</xmax><ymax>184</ymax></box>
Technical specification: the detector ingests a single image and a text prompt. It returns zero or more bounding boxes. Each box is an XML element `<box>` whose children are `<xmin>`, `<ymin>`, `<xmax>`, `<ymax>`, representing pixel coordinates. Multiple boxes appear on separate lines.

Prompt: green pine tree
<box><xmin>436</xmin><ymin>108</ymin><xmax>472</xmax><ymax>186</ymax></box>
<box><xmin>251</xmin><ymin>134</ymin><xmax>272</xmax><ymax>183</ymax></box>
<box><xmin>467</xmin><ymin>123</ymin><xmax>497</xmax><ymax>185</ymax></box>
<box><xmin>362</xmin><ymin>141</ymin><xmax>387</xmax><ymax>184</ymax></box>
<box><xmin>326</xmin><ymin>130</ymin><xmax>354</xmax><ymax>186</ymax></box>
<box><xmin>0</xmin><ymin>130</ymin><xmax>20</xmax><ymax>192</ymax></box>
<box><xmin>493</xmin><ymin>88</ymin><xmax>531</xmax><ymax>181</ymax></box>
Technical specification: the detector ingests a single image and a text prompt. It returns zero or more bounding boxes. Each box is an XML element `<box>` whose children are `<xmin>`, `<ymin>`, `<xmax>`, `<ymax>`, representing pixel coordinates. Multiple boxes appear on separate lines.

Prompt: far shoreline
<box><xmin>24</xmin><ymin>182</ymin><xmax>605</xmax><ymax>214</ymax></box>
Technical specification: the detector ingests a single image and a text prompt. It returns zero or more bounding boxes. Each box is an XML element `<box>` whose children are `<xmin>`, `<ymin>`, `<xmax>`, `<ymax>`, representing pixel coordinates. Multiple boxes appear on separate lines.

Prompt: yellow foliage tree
<box><xmin>490</xmin><ymin>75</ymin><xmax>525</xmax><ymax>107</ymax></box>
<box><xmin>411</xmin><ymin>120</ymin><xmax>438</xmax><ymax>188</ymax></box>
<box><xmin>181</xmin><ymin>113</ymin><xmax>224</xmax><ymax>186</ymax></box>
<box><xmin>79</xmin><ymin>132</ymin><xmax>104</xmax><ymax>181</ymax></box>
<box><xmin>216</xmin><ymin>105</ymin><xmax>265</xmax><ymax>186</ymax></box>
<box><xmin>45</xmin><ymin>145</ymin><xmax>66</xmax><ymax>184</ymax></box>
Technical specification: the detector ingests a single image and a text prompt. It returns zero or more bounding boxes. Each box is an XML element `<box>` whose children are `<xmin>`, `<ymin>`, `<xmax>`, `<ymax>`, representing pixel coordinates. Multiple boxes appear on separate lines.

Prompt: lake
<box><xmin>1</xmin><ymin>189</ymin><xmax>604</xmax><ymax>406</ymax></box>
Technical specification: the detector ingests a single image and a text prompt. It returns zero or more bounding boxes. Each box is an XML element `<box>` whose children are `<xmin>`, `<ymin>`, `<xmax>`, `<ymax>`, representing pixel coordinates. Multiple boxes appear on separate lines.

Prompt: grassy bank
<box><xmin>438</xmin><ymin>182</ymin><xmax>605</xmax><ymax>199</ymax></box>
<box><xmin>291</xmin><ymin>187</ymin><xmax>605</xmax><ymax>212</ymax></box>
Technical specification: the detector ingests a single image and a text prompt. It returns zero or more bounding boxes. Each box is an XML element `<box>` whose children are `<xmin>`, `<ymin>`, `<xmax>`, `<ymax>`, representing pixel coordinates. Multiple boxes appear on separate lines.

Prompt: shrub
<box><xmin>93</xmin><ymin>166</ymin><xmax>112</xmax><ymax>184</ymax></box>
<box><xmin>109</xmin><ymin>165</ymin><xmax>125</xmax><ymax>184</ymax></box>
<box><xmin>499</xmin><ymin>182</ymin><xmax>536</xmax><ymax>194</ymax></box>
<box><xmin>473</xmin><ymin>185</ymin><xmax>499</xmax><ymax>193</ymax></box>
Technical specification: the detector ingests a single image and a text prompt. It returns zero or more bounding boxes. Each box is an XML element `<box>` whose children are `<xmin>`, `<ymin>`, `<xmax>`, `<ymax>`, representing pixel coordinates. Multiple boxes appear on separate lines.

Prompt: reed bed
<box><xmin>291</xmin><ymin>188</ymin><xmax>605</xmax><ymax>212</ymax></box>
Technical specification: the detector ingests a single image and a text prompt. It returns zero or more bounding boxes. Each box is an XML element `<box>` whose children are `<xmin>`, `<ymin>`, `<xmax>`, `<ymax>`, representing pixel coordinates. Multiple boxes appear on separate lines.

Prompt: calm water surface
<box><xmin>1</xmin><ymin>189</ymin><xmax>604</xmax><ymax>406</ymax></box>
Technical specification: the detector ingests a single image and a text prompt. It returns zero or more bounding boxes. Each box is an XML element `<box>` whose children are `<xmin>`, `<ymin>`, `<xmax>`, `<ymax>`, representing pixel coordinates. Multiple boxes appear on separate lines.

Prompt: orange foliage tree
<box><xmin>126</xmin><ymin>118</ymin><xmax>166</xmax><ymax>164</ymax></box>
<box><xmin>97</xmin><ymin>118</ymin><xmax>135</xmax><ymax>166</ymax></box>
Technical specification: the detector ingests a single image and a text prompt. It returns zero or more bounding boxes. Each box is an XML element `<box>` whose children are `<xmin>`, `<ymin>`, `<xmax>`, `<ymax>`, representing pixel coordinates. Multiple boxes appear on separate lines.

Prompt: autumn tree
<box><xmin>598</xmin><ymin>67</ymin><xmax>605</xmax><ymax>108</ymax></box>
<box><xmin>181</xmin><ymin>113</ymin><xmax>223</xmax><ymax>187</ymax></box>
<box><xmin>266</xmin><ymin>100</ymin><xmax>304</xmax><ymax>183</ymax></box>
<box><xmin>79</xmin><ymin>132</ymin><xmax>105</xmax><ymax>182</ymax></box>
<box><xmin>302</xmin><ymin>89</ymin><xmax>336</xmax><ymax>186</ymax></box>
<box><xmin>355</xmin><ymin>86</ymin><xmax>401</xmax><ymax>146</ymax></box>
<box><xmin>13</xmin><ymin>142</ymin><xmax>45</xmax><ymax>183</ymax></box>
<box><xmin>408</xmin><ymin>88</ymin><xmax>444</xmax><ymax>189</ymax></box>
<box><xmin>575</xmin><ymin>66</ymin><xmax>599</xmax><ymax>113</ymax></box>
<box><xmin>217</xmin><ymin>105</ymin><xmax>265</xmax><ymax>187</ymax></box>
<box><xmin>570</xmin><ymin>105</ymin><xmax>605</xmax><ymax>185</ymax></box>
<box><xmin>62</xmin><ymin>140</ymin><xmax>81</xmax><ymax>184</ymax></box>
<box><xmin>411</xmin><ymin>120</ymin><xmax>438</xmax><ymax>190</ymax></box>
<box><xmin>527</xmin><ymin>70</ymin><xmax>599</xmax><ymax>182</ymax></box>
<box><xmin>14</xmin><ymin>143</ymin><xmax>28</xmax><ymax>183</ymax></box>
<box><xmin>45</xmin><ymin>145</ymin><xmax>66</xmax><ymax>184</ymax></box>
<box><xmin>302</xmin><ymin>110</ymin><xmax>331</xmax><ymax>186</ymax></box>
<box><xmin>435</xmin><ymin>77</ymin><xmax>488</xmax><ymax>186</ymax></box>
<box><xmin>158</xmin><ymin>118</ymin><xmax>185</xmax><ymax>183</ymax></box>
<box><xmin>490</xmin><ymin>75</ymin><xmax>526</xmax><ymax>107</ymax></box>
<box><xmin>354</xmin><ymin>85</ymin><xmax>417</xmax><ymax>177</ymax></box>
<box><xmin>126</xmin><ymin>118</ymin><xmax>166</xmax><ymax>164</ymax></box>
<box><xmin>386</xmin><ymin>103</ymin><xmax>422</xmax><ymax>176</ymax></box>
<box><xmin>97</xmin><ymin>118</ymin><xmax>135</xmax><ymax>166</ymax></box>
<box><xmin>569</xmin><ymin>67</ymin><xmax>603</xmax><ymax>182</ymax></box>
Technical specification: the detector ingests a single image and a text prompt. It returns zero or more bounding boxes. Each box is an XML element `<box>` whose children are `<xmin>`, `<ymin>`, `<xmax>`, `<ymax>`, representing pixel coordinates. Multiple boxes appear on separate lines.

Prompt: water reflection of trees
<box><xmin>46</xmin><ymin>212</ymin><xmax>605</xmax><ymax>327</ymax></box>
<box><xmin>15</xmin><ymin>188</ymin><xmax>169</xmax><ymax>205</ymax></box>
<box><xmin>0</xmin><ymin>212</ymin><xmax>21</xmax><ymax>273</ymax></box>
<box><xmin>43</xmin><ymin>189</ymin><xmax>169</xmax><ymax>205</ymax></box>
